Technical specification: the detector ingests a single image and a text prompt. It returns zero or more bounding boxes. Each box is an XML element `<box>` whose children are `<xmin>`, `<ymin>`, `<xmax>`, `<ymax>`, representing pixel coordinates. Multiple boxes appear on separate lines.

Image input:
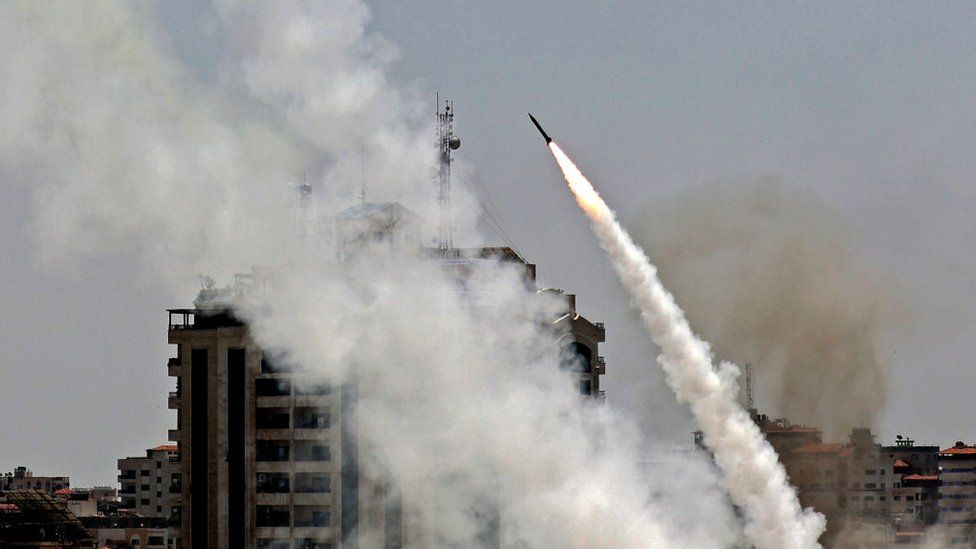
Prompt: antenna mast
<box><xmin>436</xmin><ymin>95</ymin><xmax>460</xmax><ymax>251</ymax></box>
<box><xmin>745</xmin><ymin>363</ymin><xmax>754</xmax><ymax>410</ymax></box>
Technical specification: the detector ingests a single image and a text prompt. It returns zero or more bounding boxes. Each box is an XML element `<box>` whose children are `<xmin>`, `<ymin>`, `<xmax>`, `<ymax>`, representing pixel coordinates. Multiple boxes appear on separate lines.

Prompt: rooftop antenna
<box><xmin>744</xmin><ymin>363</ymin><xmax>754</xmax><ymax>410</ymax></box>
<box><xmin>436</xmin><ymin>93</ymin><xmax>461</xmax><ymax>251</ymax></box>
<box><xmin>360</xmin><ymin>144</ymin><xmax>366</xmax><ymax>205</ymax></box>
<box><xmin>293</xmin><ymin>165</ymin><xmax>314</xmax><ymax>238</ymax></box>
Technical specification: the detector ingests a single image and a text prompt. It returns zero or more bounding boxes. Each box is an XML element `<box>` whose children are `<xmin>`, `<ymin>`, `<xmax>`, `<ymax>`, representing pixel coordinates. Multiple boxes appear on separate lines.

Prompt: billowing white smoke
<box><xmin>547</xmin><ymin>142</ymin><xmax>826</xmax><ymax>548</ymax></box>
<box><xmin>0</xmin><ymin>1</ymin><xmax>743</xmax><ymax>547</ymax></box>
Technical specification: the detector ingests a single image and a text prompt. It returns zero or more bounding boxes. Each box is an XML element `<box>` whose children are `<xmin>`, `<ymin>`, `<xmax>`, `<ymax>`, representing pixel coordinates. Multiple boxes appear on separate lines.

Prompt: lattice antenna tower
<box><xmin>436</xmin><ymin>94</ymin><xmax>461</xmax><ymax>250</ymax></box>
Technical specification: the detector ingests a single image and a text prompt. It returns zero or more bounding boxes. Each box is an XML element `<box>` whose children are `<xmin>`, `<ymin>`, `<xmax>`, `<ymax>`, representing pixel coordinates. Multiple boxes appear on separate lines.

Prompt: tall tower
<box><xmin>436</xmin><ymin>97</ymin><xmax>461</xmax><ymax>251</ymax></box>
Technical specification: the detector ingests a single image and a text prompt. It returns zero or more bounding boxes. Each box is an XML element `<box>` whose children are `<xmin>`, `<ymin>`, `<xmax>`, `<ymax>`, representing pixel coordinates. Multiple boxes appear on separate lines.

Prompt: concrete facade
<box><xmin>118</xmin><ymin>445</ymin><xmax>181</xmax><ymax>521</ymax></box>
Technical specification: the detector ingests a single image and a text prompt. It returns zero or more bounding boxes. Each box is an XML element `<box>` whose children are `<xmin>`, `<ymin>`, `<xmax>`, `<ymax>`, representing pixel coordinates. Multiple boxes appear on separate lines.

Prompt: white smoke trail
<box><xmin>547</xmin><ymin>141</ymin><xmax>827</xmax><ymax>548</ymax></box>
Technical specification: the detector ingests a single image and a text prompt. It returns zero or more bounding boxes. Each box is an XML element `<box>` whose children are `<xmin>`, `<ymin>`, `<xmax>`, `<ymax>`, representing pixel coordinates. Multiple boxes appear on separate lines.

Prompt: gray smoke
<box><xmin>0</xmin><ymin>1</ymin><xmax>742</xmax><ymax>546</ymax></box>
<box><xmin>631</xmin><ymin>178</ymin><xmax>903</xmax><ymax>437</ymax></box>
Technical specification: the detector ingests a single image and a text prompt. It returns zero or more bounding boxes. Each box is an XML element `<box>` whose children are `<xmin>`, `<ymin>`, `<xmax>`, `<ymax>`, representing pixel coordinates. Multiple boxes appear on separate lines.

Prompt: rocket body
<box><xmin>527</xmin><ymin>113</ymin><xmax>553</xmax><ymax>144</ymax></box>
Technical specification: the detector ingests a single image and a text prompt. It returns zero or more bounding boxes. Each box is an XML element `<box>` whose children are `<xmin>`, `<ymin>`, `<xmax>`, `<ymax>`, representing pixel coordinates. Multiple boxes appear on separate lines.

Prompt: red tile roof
<box><xmin>901</xmin><ymin>474</ymin><xmax>939</xmax><ymax>481</ymax></box>
<box><xmin>150</xmin><ymin>444</ymin><xmax>178</xmax><ymax>452</ymax></box>
<box><xmin>893</xmin><ymin>459</ymin><xmax>910</xmax><ymax>468</ymax></box>
<box><xmin>790</xmin><ymin>443</ymin><xmax>845</xmax><ymax>454</ymax></box>
<box><xmin>940</xmin><ymin>446</ymin><xmax>976</xmax><ymax>456</ymax></box>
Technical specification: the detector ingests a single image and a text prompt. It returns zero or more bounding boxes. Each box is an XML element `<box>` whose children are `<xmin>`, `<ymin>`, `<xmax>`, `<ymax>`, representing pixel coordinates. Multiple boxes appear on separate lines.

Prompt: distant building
<box><xmin>937</xmin><ymin>442</ymin><xmax>976</xmax><ymax>545</ymax></box>
<box><xmin>118</xmin><ymin>444</ymin><xmax>182</xmax><ymax>523</ymax></box>
<box><xmin>1</xmin><ymin>466</ymin><xmax>69</xmax><ymax>494</ymax></box>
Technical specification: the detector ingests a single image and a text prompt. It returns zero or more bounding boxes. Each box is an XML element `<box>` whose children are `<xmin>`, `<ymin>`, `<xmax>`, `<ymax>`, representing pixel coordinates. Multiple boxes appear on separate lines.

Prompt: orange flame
<box><xmin>548</xmin><ymin>142</ymin><xmax>611</xmax><ymax>222</ymax></box>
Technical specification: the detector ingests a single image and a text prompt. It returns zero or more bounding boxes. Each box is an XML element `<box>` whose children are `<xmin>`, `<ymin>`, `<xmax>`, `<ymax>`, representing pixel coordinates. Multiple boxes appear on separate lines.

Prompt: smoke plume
<box><xmin>631</xmin><ymin>179</ymin><xmax>902</xmax><ymax>437</ymax></box>
<box><xmin>547</xmin><ymin>143</ymin><xmax>826</xmax><ymax>548</ymax></box>
<box><xmin>0</xmin><ymin>1</ymin><xmax>744</xmax><ymax>547</ymax></box>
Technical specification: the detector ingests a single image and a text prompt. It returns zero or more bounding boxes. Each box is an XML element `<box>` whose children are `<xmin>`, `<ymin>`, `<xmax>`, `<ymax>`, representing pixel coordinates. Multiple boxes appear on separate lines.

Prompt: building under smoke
<box><xmin>160</xmin><ymin>194</ymin><xmax>607</xmax><ymax>549</ymax></box>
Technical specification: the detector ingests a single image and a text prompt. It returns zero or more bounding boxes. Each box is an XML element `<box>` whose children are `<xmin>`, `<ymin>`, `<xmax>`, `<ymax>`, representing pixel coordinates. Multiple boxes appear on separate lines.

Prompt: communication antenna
<box><xmin>436</xmin><ymin>93</ymin><xmax>461</xmax><ymax>250</ymax></box>
<box><xmin>293</xmin><ymin>166</ymin><xmax>314</xmax><ymax>238</ymax></box>
<box><xmin>360</xmin><ymin>145</ymin><xmax>366</xmax><ymax>205</ymax></box>
<box><xmin>744</xmin><ymin>363</ymin><xmax>754</xmax><ymax>410</ymax></box>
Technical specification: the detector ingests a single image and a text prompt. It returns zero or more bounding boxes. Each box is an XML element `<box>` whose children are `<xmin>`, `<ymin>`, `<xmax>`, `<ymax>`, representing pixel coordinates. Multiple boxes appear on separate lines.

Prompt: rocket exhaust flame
<box><xmin>544</xmin><ymin>139</ymin><xmax>826</xmax><ymax>549</ymax></box>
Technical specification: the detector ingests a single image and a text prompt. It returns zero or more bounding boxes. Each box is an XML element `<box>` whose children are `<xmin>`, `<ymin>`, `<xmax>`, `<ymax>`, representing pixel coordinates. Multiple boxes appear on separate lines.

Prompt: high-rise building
<box><xmin>164</xmin><ymin>203</ymin><xmax>606</xmax><ymax>549</ymax></box>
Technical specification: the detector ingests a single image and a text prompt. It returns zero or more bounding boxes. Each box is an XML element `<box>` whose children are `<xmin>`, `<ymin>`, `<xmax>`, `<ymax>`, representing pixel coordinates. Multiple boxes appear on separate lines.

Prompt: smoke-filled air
<box><xmin>546</xmin><ymin>142</ymin><xmax>826</xmax><ymax>548</ymax></box>
<box><xmin>631</xmin><ymin>180</ymin><xmax>904</xmax><ymax>438</ymax></box>
<box><xmin>0</xmin><ymin>1</ymin><xmax>758</xmax><ymax>547</ymax></box>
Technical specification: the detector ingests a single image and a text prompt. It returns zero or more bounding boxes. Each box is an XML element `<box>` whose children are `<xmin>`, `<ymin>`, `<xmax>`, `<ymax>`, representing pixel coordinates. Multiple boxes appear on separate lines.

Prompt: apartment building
<box><xmin>1</xmin><ymin>466</ymin><xmax>69</xmax><ymax>494</ymax></box>
<box><xmin>938</xmin><ymin>442</ymin><xmax>976</xmax><ymax>545</ymax></box>
<box><xmin>118</xmin><ymin>444</ymin><xmax>182</xmax><ymax>521</ymax></box>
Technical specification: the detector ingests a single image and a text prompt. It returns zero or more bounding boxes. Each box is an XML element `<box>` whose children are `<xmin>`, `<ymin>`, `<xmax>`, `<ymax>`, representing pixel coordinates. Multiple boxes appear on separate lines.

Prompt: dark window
<box><xmin>141</xmin><ymin>484</ymin><xmax>150</xmax><ymax>491</ymax></box>
<box><xmin>257</xmin><ymin>540</ymin><xmax>290</xmax><ymax>549</ymax></box>
<box><xmin>257</xmin><ymin>440</ymin><xmax>290</xmax><ymax>462</ymax></box>
<box><xmin>148</xmin><ymin>537</ymin><xmax>164</xmax><ymax>545</ymax></box>
<box><xmin>579</xmin><ymin>379</ymin><xmax>592</xmax><ymax>396</ymax></box>
<box><xmin>256</xmin><ymin>473</ymin><xmax>290</xmax><ymax>493</ymax></box>
<box><xmin>257</xmin><ymin>408</ymin><xmax>290</xmax><ymax>429</ymax></box>
<box><xmin>256</xmin><ymin>379</ymin><xmax>291</xmax><ymax>397</ymax></box>
<box><xmin>141</xmin><ymin>470</ymin><xmax>150</xmax><ymax>477</ymax></box>
<box><xmin>141</xmin><ymin>498</ymin><xmax>150</xmax><ymax>506</ymax></box>
<box><xmin>295</xmin><ymin>441</ymin><xmax>331</xmax><ymax>462</ymax></box>
<box><xmin>256</xmin><ymin>506</ymin><xmax>290</xmax><ymax>528</ymax></box>
<box><xmin>294</xmin><ymin>506</ymin><xmax>331</xmax><ymax>527</ymax></box>
<box><xmin>295</xmin><ymin>408</ymin><xmax>330</xmax><ymax>429</ymax></box>
<box><xmin>560</xmin><ymin>342</ymin><xmax>592</xmax><ymax>373</ymax></box>
<box><xmin>294</xmin><ymin>473</ymin><xmax>331</xmax><ymax>493</ymax></box>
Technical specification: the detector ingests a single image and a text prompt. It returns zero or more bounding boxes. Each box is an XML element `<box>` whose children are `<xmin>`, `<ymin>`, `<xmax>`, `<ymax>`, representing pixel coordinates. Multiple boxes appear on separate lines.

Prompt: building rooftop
<box><xmin>790</xmin><ymin>443</ymin><xmax>845</xmax><ymax>454</ymax></box>
<box><xmin>940</xmin><ymin>444</ymin><xmax>976</xmax><ymax>456</ymax></box>
<box><xmin>149</xmin><ymin>444</ymin><xmax>177</xmax><ymax>452</ymax></box>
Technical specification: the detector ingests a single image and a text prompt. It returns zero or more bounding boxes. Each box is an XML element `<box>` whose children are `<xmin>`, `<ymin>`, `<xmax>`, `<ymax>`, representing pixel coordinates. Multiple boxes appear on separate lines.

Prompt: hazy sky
<box><xmin>4</xmin><ymin>1</ymin><xmax>976</xmax><ymax>486</ymax></box>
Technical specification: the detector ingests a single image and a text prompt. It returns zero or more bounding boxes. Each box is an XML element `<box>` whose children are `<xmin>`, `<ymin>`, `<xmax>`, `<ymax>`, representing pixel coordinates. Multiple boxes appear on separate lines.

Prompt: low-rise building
<box><xmin>938</xmin><ymin>442</ymin><xmax>976</xmax><ymax>545</ymax></box>
<box><xmin>1</xmin><ymin>466</ymin><xmax>69</xmax><ymax>494</ymax></box>
<box><xmin>118</xmin><ymin>444</ymin><xmax>181</xmax><ymax>522</ymax></box>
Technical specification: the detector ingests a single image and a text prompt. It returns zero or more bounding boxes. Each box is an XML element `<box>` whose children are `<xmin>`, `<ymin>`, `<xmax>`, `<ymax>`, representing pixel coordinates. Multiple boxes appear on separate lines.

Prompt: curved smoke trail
<box><xmin>547</xmin><ymin>142</ymin><xmax>826</xmax><ymax>548</ymax></box>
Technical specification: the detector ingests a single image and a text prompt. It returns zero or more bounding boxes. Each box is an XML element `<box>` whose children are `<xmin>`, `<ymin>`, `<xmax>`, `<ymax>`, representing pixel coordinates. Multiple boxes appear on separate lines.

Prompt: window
<box><xmin>295</xmin><ymin>408</ymin><xmax>330</xmax><ymax>429</ymax></box>
<box><xmin>141</xmin><ymin>498</ymin><xmax>150</xmax><ymax>506</ymax></box>
<box><xmin>865</xmin><ymin>469</ymin><xmax>876</xmax><ymax>475</ymax></box>
<box><xmin>141</xmin><ymin>470</ymin><xmax>150</xmax><ymax>477</ymax></box>
<box><xmin>156</xmin><ymin>505</ymin><xmax>162</xmax><ymax>513</ymax></box>
<box><xmin>579</xmin><ymin>379</ymin><xmax>592</xmax><ymax>396</ymax></box>
<box><xmin>257</xmin><ymin>473</ymin><xmax>290</xmax><ymax>493</ymax></box>
<box><xmin>295</xmin><ymin>441</ymin><xmax>331</xmax><ymax>462</ymax></box>
<box><xmin>294</xmin><ymin>473</ymin><xmax>331</xmax><ymax>493</ymax></box>
<box><xmin>257</xmin><ymin>540</ymin><xmax>290</xmax><ymax>549</ymax></box>
<box><xmin>560</xmin><ymin>342</ymin><xmax>592</xmax><ymax>373</ymax></box>
<box><xmin>256</xmin><ymin>506</ymin><xmax>290</xmax><ymax>528</ymax></box>
<box><xmin>257</xmin><ymin>440</ymin><xmax>290</xmax><ymax>462</ymax></box>
<box><xmin>257</xmin><ymin>408</ymin><xmax>290</xmax><ymax>429</ymax></box>
<box><xmin>256</xmin><ymin>379</ymin><xmax>291</xmax><ymax>397</ymax></box>
<box><xmin>294</xmin><ymin>506</ymin><xmax>331</xmax><ymax>527</ymax></box>
<box><xmin>148</xmin><ymin>536</ymin><xmax>164</xmax><ymax>545</ymax></box>
<box><xmin>141</xmin><ymin>484</ymin><xmax>150</xmax><ymax>491</ymax></box>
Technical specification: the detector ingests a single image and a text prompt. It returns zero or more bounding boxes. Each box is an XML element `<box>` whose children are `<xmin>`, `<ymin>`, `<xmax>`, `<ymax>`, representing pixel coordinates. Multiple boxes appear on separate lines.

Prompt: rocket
<box><xmin>527</xmin><ymin>113</ymin><xmax>552</xmax><ymax>144</ymax></box>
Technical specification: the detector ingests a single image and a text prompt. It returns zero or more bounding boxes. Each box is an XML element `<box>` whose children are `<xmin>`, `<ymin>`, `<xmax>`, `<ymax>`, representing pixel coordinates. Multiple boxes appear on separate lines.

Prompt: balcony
<box><xmin>594</xmin><ymin>356</ymin><xmax>606</xmax><ymax>375</ymax></box>
<box><xmin>168</xmin><ymin>429</ymin><xmax>181</xmax><ymax>442</ymax></box>
<box><xmin>168</xmin><ymin>391</ymin><xmax>180</xmax><ymax>410</ymax></box>
<box><xmin>118</xmin><ymin>472</ymin><xmax>136</xmax><ymax>481</ymax></box>
<box><xmin>167</xmin><ymin>358</ymin><xmax>180</xmax><ymax>377</ymax></box>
